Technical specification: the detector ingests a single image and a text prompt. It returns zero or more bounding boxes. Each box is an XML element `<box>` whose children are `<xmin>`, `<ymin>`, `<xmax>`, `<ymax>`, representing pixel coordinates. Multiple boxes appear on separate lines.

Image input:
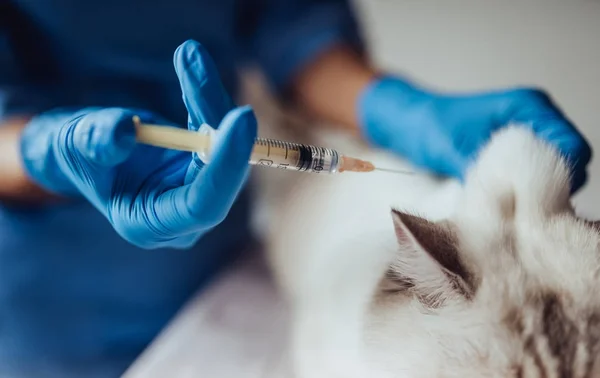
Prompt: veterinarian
<box><xmin>0</xmin><ymin>1</ymin><xmax>592</xmax><ymax>377</ymax></box>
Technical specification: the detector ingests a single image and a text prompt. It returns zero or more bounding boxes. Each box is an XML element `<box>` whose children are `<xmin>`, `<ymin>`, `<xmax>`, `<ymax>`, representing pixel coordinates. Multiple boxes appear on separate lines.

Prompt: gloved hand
<box><xmin>20</xmin><ymin>40</ymin><xmax>257</xmax><ymax>249</ymax></box>
<box><xmin>358</xmin><ymin>75</ymin><xmax>592</xmax><ymax>193</ymax></box>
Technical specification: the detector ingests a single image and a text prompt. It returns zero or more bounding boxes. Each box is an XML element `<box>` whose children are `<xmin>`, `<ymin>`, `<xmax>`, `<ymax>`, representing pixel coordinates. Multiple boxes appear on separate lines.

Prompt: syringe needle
<box><xmin>373</xmin><ymin>167</ymin><xmax>415</xmax><ymax>175</ymax></box>
<box><xmin>338</xmin><ymin>156</ymin><xmax>414</xmax><ymax>175</ymax></box>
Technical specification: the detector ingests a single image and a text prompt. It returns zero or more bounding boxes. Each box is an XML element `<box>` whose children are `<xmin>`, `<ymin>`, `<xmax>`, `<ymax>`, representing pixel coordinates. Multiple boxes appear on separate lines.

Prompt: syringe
<box><xmin>132</xmin><ymin>116</ymin><xmax>412</xmax><ymax>175</ymax></box>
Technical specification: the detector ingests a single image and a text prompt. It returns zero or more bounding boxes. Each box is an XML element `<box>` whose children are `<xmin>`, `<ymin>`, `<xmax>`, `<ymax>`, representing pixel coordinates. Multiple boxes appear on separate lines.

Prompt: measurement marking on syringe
<box><xmin>267</xmin><ymin>143</ymin><xmax>270</xmax><ymax>157</ymax></box>
<box><xmin>285</xmin><ymin>146</ymin><xmax>288</xmax><ymax>159</ymax></box>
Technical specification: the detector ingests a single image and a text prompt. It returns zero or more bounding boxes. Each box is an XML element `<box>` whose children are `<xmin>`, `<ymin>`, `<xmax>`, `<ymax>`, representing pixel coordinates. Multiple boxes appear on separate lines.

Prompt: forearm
<box><xmin>0</xmin><ymin>116</ymin><xmax>63</xmax><ymax>204</ymax></box>
<box><xmin>289</xmin><ymin>44</ymin><xmax>379</xmax><ymax>132</ymax></box>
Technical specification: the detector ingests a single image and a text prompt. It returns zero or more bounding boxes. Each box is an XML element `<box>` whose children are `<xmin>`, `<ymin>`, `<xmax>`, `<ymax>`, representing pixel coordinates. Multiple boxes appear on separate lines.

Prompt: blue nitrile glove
<box><xmin>20</xmin><ymin>40</ymin><xmax>257</xmax><ymax>249</ymax></box>
<box><xmin>358</xmin><ymin>76</ymin><xmax>592</xmax><ymax>193</ymax></box>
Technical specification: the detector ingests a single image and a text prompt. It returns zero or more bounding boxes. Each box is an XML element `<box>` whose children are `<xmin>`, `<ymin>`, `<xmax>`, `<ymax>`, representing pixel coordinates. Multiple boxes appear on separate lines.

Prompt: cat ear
<box><xmin>583</xmin><ymin>219</ymin><xmax>600</xmax><ymax>232</ymax></box>
<box><xmin>383</xmin><ymin>209</ymin><xmax>475</xmax><ymax>307</ymax></box>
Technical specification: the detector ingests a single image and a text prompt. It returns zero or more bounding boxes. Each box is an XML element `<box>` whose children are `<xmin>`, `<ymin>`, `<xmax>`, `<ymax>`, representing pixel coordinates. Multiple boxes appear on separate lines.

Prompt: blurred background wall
<box><xmin>352</xmin><ymin>0</ymin><xmax>600</xmax><ymax>214</ymax></box>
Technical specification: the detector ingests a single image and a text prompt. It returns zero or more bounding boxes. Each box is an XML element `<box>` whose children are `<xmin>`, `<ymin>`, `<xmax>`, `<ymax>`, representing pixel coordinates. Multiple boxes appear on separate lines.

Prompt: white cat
<box><xmin>252</xmin><ymin>116</ymin><xmax>600</xmax><ymax>378</ymax></box>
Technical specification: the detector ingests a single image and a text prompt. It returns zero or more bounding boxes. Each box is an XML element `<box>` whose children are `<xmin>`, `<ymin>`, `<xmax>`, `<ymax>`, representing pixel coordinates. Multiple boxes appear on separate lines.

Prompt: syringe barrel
<box><xmin>249</xmin><ymin>138</ymin><xmax>340</xmax><ymax>173</ymax></box>
<box><xmin>197</xmin><ymin>124</ymin><xmax>340</xmax><ymax>174</ymax></box>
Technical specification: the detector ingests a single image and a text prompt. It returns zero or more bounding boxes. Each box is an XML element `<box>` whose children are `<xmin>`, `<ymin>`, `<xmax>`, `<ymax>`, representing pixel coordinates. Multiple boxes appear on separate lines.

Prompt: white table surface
<box><xmin>125</xmin><ymin>1</ymin><xmax>600</xmax><ymax>376</ymax></box>
<box><xmin>123</xmin><ymin>251</ymin><xmax>293</xmax><ymax>378</ymax></box>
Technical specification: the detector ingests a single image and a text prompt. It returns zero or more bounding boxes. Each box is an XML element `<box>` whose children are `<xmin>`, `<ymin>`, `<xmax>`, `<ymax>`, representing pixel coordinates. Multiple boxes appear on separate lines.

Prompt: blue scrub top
<box><xmin>0</xmin><ymin>0</ymin><xmax>362</xmax><ymax>377</ymax></box>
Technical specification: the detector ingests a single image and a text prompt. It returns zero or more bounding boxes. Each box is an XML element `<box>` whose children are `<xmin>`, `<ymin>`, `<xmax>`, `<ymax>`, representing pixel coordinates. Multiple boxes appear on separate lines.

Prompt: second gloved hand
<box><xmin>20</xmin><ymin>40</ymin><xmax>256</xmax><ymax>249</ymax></box>
<box><xmin>358</xmin><ymin>76</ymin><xmax>592</xmax><ymax>193</ymax></box>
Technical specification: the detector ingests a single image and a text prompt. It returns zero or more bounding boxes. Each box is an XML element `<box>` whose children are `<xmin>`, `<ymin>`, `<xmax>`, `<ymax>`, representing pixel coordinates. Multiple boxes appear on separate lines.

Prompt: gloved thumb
<box><xmin>393</xmin><ymin>127</ymin><xmax>469</xmax><ymax>181</ymax></box>
<box><xmin>186</xmin><ymin>105</ymin><xmax>256</xmax><ymax>228</ymax></box>
<box><xmin>69</xmin><ymin>108</ymin><xmax>139</xmax><ymax>167</ymax></box>
<box><xmin>156</xmin><ymin>105</ymin><xmax>257</xmax><ymax>235</ymax></box>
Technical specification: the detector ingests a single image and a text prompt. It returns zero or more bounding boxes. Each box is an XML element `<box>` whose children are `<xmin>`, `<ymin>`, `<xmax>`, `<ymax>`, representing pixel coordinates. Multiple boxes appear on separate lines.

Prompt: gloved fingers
<box><xmin>428</xmin><ymin>147</ymin><xmax>469</xmax><ymax>181</ymax></box>
<box><xmin>398</xmin><ymin>128</ymin><xmax>468</xmax><ymax>181</ymax></box>
<box><xmin>186</xmin><ymin>105</ymin><xmax>256</xmax><ymax>227</ymax></box>
<box><xmin>156</xmin><ymin>105</ymin><xmax>257</xmax><ymax>234</ymax></box>
<box><xmin>65</xmin><ymin>108</ymin><xmax>139</xmax><ymax>167</ymax></box>
<box><xmin>545</xmin><ymin>126</ymin><xmax>591</xmax><ymax>194</ymax></box>
<box><xmin>495</xmin><ymin>88</ymin><xmax>592</xmax><ymax>192</ymax></box>
<box><xmin>174</xmin><ymin>39</ymin><xmax>236</xmax><ymax>182</ymax></box>
<box><xmin>173</xmin><ymin>39</ymin><xmax>235</xmax><ymax>131</ymax></box>
<box><xmin>571</xmin><ymin>167</ymin><xmax>588</xmax><ymax>195</ymax></box>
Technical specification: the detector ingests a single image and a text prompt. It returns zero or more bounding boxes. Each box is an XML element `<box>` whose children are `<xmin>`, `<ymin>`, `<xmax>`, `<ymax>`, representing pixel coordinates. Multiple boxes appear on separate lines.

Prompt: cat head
<box><xmin>380</xmin><ymin>126</ymin><xmax>600</xmax><ymax>377</ymax></box>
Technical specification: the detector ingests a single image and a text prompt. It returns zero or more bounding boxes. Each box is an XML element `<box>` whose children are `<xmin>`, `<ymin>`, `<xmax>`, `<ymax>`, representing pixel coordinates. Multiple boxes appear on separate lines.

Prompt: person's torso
<box><xmin>9</xmin><ymin>0</ymin><xmax>247</xmax><ymax>123</ymax></box>
<box><xmin>0</xmin><ymin>1</ymin><xmax>254</xmax><ymax>376</ymax></box>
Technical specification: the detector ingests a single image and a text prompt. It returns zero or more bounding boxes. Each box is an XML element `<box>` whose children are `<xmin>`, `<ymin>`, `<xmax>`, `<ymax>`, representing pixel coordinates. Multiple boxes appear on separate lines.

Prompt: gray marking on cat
<box><xmin>505</xmin><ymin>291</ymin><xmax>600</xmax><ymax>378</ymax></box>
